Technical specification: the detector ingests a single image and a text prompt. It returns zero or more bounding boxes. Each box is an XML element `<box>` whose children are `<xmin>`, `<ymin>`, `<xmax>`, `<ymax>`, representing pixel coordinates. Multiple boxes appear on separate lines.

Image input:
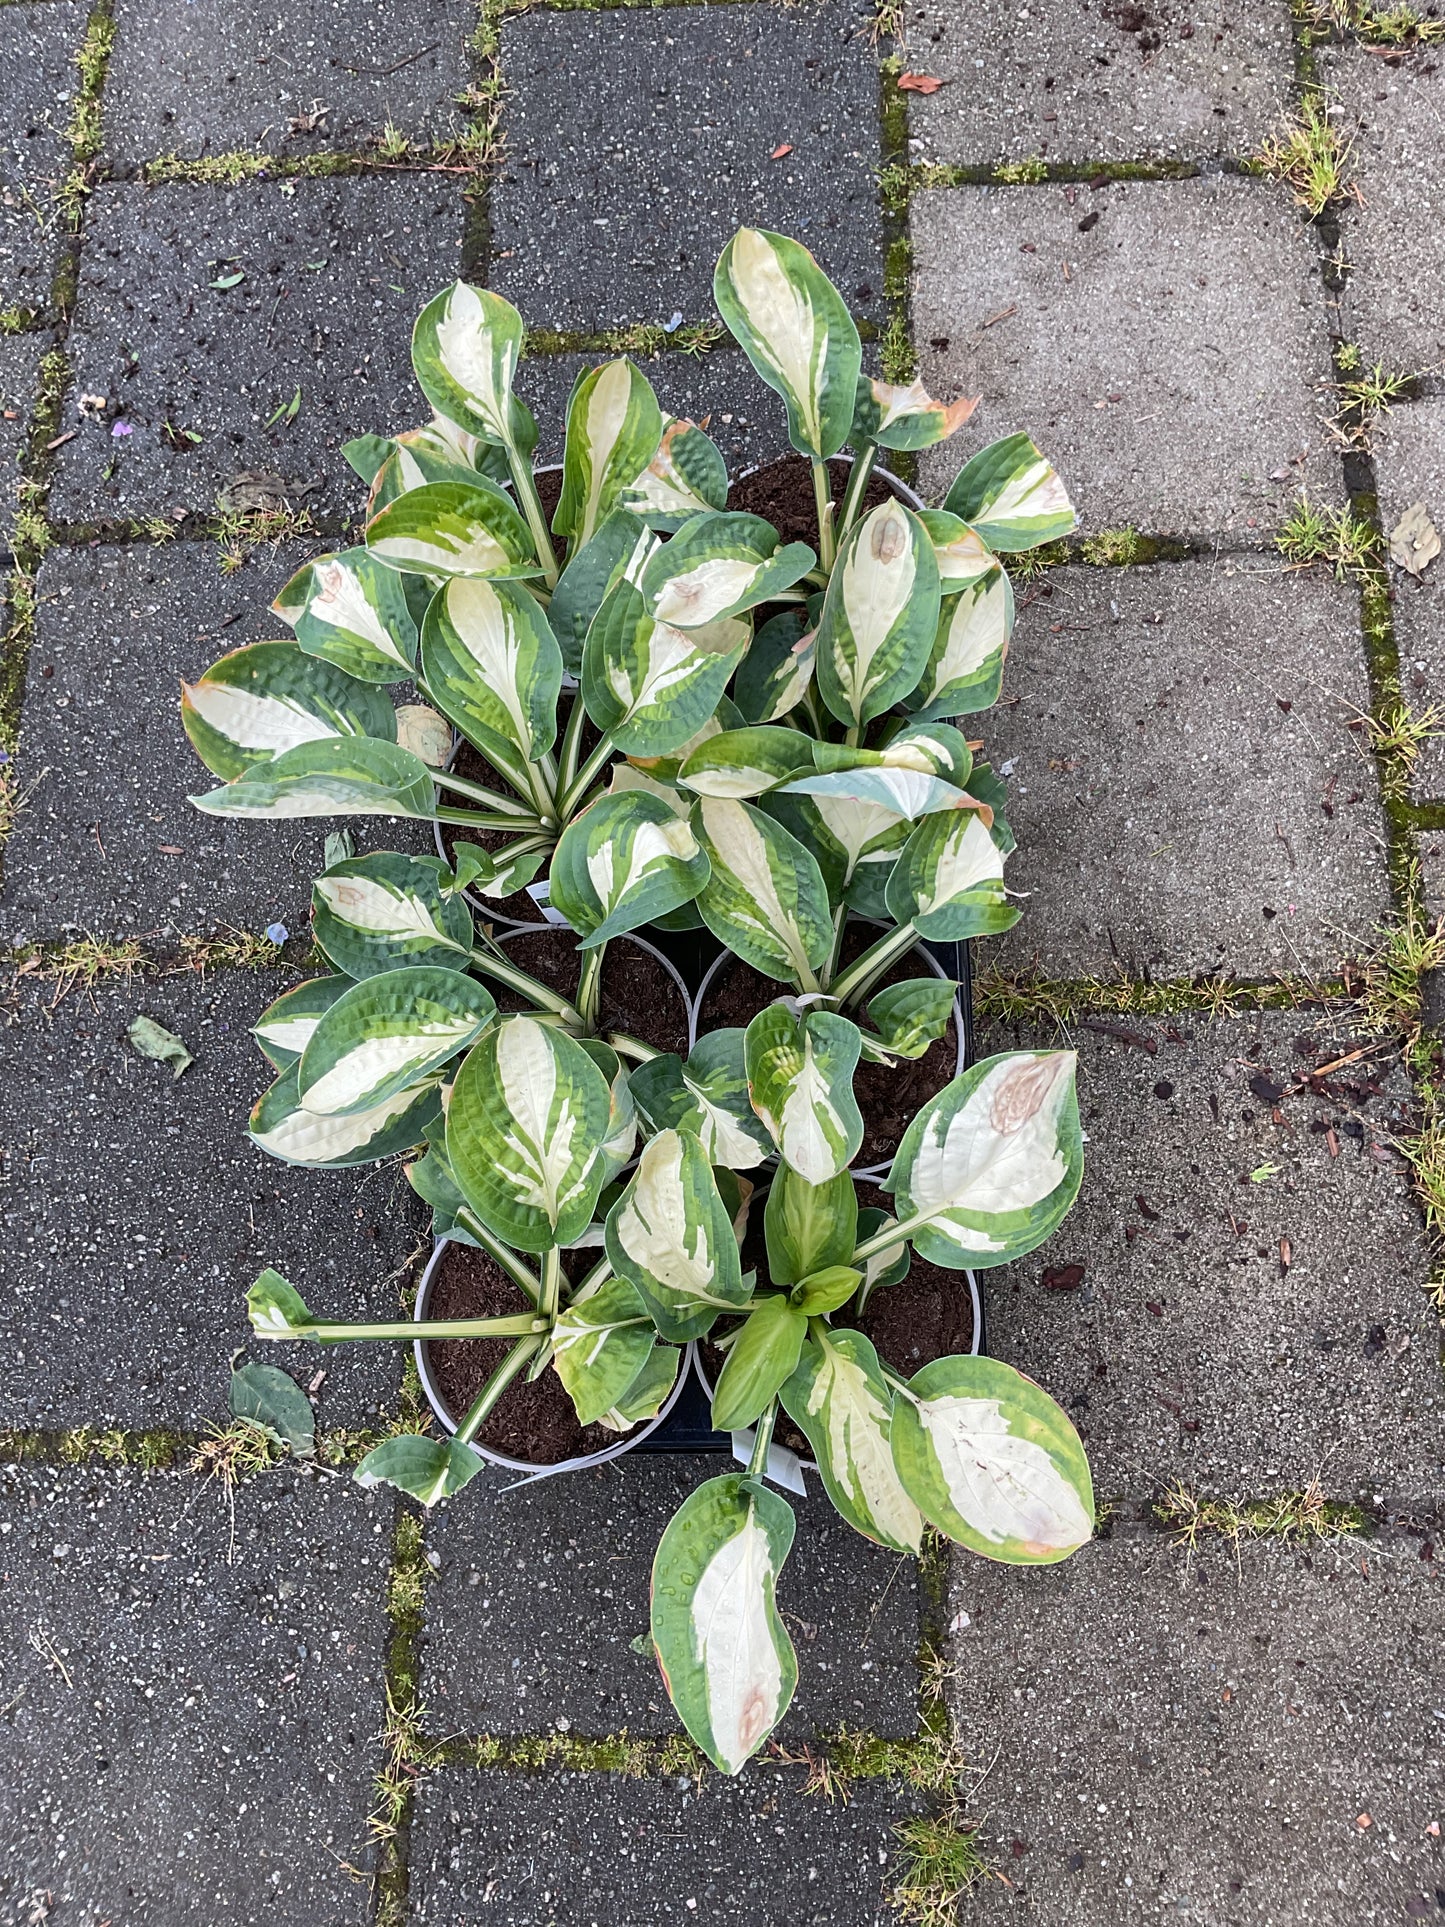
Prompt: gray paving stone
<box><xmin>1370</xmin><ymin>395</ymin><xmax>1445</xmax><ymax>798</ymax></box>
<box><xmin>0</xmin><ymin>1460</ymin><xmax>388</xmax><ymax>1923</ymax></box>
<box><xmin>971</xmin><ymin>1008</ymin><xmax>1444</xmax><ymax>1505</ymax></box>
<box><xmin>1327</xmin><ymin>45</ymin><xmax>1445</xmax><ymax>372</ymax></box>
<box><xmin>0</xmin><ymin>2</ymin><xmax>88</xmax><ymax>313</ymax></box>
<box><xmin>49</xmin><ymin>176</ymin><xmax>463</xmax><ymax>524</ymax></box>
<box><xmin>912</xmin><ymin>177</ymin><xmax>1342</xmax><ymax>537</ymax></box>
<box><xmin>518</xmin><ymin>346</ymin><xmax>792</xmax><ymax>478</ymax></box>
<box><xmin>0</xmin><ymin>969</ymin><xmax>423</xmax><ymax>1431</ymax></box>
<box><xmin>0</xmin><ymin>539</ymin><xmax>415</xmax><ymax>944</ymax></box>
<box><xmin>0</xmin><ymin>330</ymin><xmax>44</xmax><ymax>548</ymax></box>
<box><xmin>1418</xmin><ymin>829</ymin><xmax>1445</xmax><ymax>928</ymax></box>
<box><xmin>410</xmin><ymin>1765</ymin><xmax>926</xmax><ymax>1926</ymax></box>
<box><xmin>903</xmin><ymin>0</ymin><xmax>1293</xmax><ymax>167</ymax></box>
<box><xmin>490</xmin><ymin>0</ymin><xmax>885</xmax><ymax>333</ymax></box>
<box><xmin>947</xmin><ymin>1530</ymin><xmax>1445</xmax><ymax>1924</ymax></box>
<box><xmin>103</xmin><ymin>0</ymin><xmax>475</xmax><ymax>167</ymax></box>
<box><xmin>421</xmin><ymin>1452</ymin><xmax>920</xmax><ymax>1741</ymax></box>
<box><xmin>980</xmin><ymin>557</ymin><xmax>1386</xmax><ymax>980</ymax></box>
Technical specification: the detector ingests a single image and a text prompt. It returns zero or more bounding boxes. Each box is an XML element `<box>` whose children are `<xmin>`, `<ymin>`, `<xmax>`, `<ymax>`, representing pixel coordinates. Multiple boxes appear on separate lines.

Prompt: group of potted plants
<box><xmin>183</xmin><ymin>228</ymin><xmax>1091</xmax><ymax>1775</ymax></box>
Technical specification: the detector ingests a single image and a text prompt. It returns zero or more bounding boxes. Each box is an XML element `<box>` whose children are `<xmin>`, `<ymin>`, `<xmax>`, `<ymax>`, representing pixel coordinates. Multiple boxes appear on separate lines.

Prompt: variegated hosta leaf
<box><xmin>296</xmin><ymin>966</ymin><xmax>497</xmax><ymax>1117</ymax></box>
<box><xmin>420</xmin><ymin>574</ymin><xmax>562</xmax><ymax>773</ymax></box>
<box><xmin>692</xmin><ymin>797</ymin><xmax>832</xmax><ymax>988</ymax></box>
<box><xmin>625</xmin><ymin>706</ymin><xmax>735</xmax><ymax>784</ymax></box>
<box><xmin>549</xmin><ymin>791</ymin><xmax>709</xmax><ymax>946</ymax></box>
<box><xmin>788</xmin><ymin>1264</ymin><xmax>860</xmax><ymax>1314</ymax></box>
<box><xmin>552</xmin><ymin>1275</ymin><xmax>658</xmax><ymax>1427</ymax></box>
<box><xmin>713</xmin><ymin>227</ymin><xmax>860</xmax><ymax>460</ymax></box>
<box><xmin>313</xmin><ymin>851</ymin><xmax>474</xmax><ymax>979</ymax></box>
<box><xmin>252</xmin><ymin>975</ymin><xmax>350</xmax><ymax>1070</ymax></box>
<box><xmin>763</xmin><ymin>1161</ymin><xmax>857</xmax><ymax>1287</ymax></box>
<box><xmin>450</xmin><ymin>837</ymin><xmax>549</xmax><ymax>903</ymax></box>
<box><xmin>764</xmin><ymin>791</ymin><xmax>908</xmax><ymax>909</ymax></box>
<box><xmin>780</xmin><ymin>765</ymin><xmax>981</xmax><ymax>824</ymax></box>
<box><xmin>915</xmin><ymin>510</ymin><xmax>997</xmax><ymax>591</ymax></box>
<box><xmin>621</xmin><ymin>416</ymin><xmax>729</xmax><ymax>529</ymax></box>
<box><xmin>941</xmin><ymin>432</ymin><xmax>1076</xmax><ymax>552</ymax></box>
<box><xmin>554</xmin><ymin>357</ymin><xmax>664</xmax><ymax>550</ymax></box>
<box><xmin>548</xmin><ymin>509</ymin><xmax>646</xmax><ymax>676</ymax></box>
<box><xmin>711</xmin><ymin>1295</ymin><xmax>807</xmax><ymax>1432</ymax></box>
<box><xmin>857</xmin><ymin>1204</ymin><xmax>911</xmax><ymax>1292</ymax></box>
<box><xmin>815</xmin><ymin>499</ymin><xmax>941</xmax><ymax>729</ymax></box>
<box><xmin>272</xmin><ymin>548</ymin><xmax>419</xmax><ymax>683</ymax></box>
<box><xmin>887</xmin><ymin>1051</ymin><xmax>1083</xmax><ymax>1270</ymax></box>
<box><xmin>581</xmin><ymin>578</ymin><xmax>749</xmax><ymax>759</ymax></box>
<box><xmin>910</xmin><ymin>570</ymin><xmax>1015</xmax><ymax>721</ymax></box>
<box><xmin>890</xmin><ymin>1355</ymin><xmax>1094</xmax><ymax>1562</ymax></box>
<box><xmin>575</xmin><ymin>1035</ymin><xmax>639</xmax><ymax>1179</ymax></box>
<box><xmin>447</xmin><ymin>1016</ymin><xmax>612</xmax><ymax>1252</ymax></box>
<box><xmin>366</xmin><ymin>479</ymin><xmax>540</xmax><ymax>580</ymax></box>
<box><xmin>411</xmin><ymin>280</ymin><xmax>526</xmax><ymax>446</ymax></box>
<box><xmin>744</xmin><ymin>1002</ymin><xmax>863</xmax><ymax>1184</ymax></box>
<box><xmin>678</xmin><ymin>727</ymin><xmax>815</xmax><ymax>800</ymax></box>
<box><xmin>249</xmin><ymin>1064</ymin><xmax>442</xmax><ymax>1167</ymax></box>
<box><xmin>406</xmin><ymin>1139</ymin><xmax>475</xmax><ymax>1241</ymax></box>
<box><xmin>731</xmin><ymin>608</ymin><xmax>817</xmax><ymax>726</ymax></box>
<box><xmin>367</xmin><ymin>425</ymin><xmax>508</xmax><ymax>515</ymax></box>
<box><xmin>606</xmin><ymin>760</ymin><xmax>691</xmax><ymax>818</ymax></box>
<box><xmin>599</xmin><ymin>1342</ymin><xmax>681</xmax><ymax>1430</ymax></box>
<box><xmin>850</xmin><ymin>375</ymin><xmax>980</xmax><ymax>452</ymax></box>
<box><xmin>604</xmin><ymin>1128</ymin><xmax>749</xmax><ymax>1342</ymax></box>
<box><xmin>355</xmin><ymin>1434</ymin><xmax>485</xmax><ymax>1507</ymax></box>
<box><xmin>884</xmin><ymin>809</ymin><xmax>1016</xmax><ymax>940</ymax></box>
<box><xmin>629</xmin><ymin>1030</ymin><xmax>772</xmax><ymax>1170</ymax></box>
<box><xmin>865</xmin><ymin>976</ymin><xmax>957</xmax><ymax>1061</ymax></box>
<box><xmin>181</xmin><ymin>641</ymin><xmax>396</xmax><ymax>780</ymax></box>
<box><xmin>189</xmin><ymin>738</ymin><xmax>436</xmax><ymax>821</ymax></box>
<box><xmin>780</xmin><ymin>1328</ymin><xmax>923</xmax><ymax>1553</ymax></box>
<box><xmin>641</xmin><ymin>512</ymin><xmax>815</xmax><ymax>631</ymax></box>
<box><xmin>650</xmin><ymin>1473</ymin><xmax>798</xmax><ymax>1774</ymax></box>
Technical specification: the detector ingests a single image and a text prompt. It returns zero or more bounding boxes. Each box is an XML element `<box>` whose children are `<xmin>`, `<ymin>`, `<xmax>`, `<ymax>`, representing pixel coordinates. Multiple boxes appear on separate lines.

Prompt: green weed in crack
<box><xmin>1252</xmin><ymin>94</ymin><xmax>1354</xmax><ymax>218</ymax></box>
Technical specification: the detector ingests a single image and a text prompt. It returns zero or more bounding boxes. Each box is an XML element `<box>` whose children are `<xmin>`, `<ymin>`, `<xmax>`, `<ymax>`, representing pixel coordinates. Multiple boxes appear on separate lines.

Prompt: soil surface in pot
<box><xmin>699</xmin><ymin>1179</ymin><xmax>975</xmax><ymax>1453</ymax></box>
<box><xmin>423</xmin><ymin>1240</ymin><xmax>615</xmax><ymax>1464</ymax></box>
<box><xmin>728</xmin><ymin>456</ymin><xmax>902</xmax><ymax>550</ymax></box>
<box><xmin>487</xmin><ymin>925</ymin><xmax>690</xmax><ymax>1057</ymax></box>
<box><xmin>694</xmin><ymin>923</ymin><xmax>960</xmax><ymax>1168</ymax></box>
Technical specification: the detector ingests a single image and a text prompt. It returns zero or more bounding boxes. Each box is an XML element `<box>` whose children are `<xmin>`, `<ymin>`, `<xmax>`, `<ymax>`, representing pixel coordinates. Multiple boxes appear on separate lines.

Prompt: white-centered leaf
<box><xmin>272</xmin><ymin>547</ymin><xmax>418</xmax><ymax>682</ymax></box>
<box><xmin>250</xmin><ymin>1066</ymin><xmax>442</xmax><ymax>1167</ymax></box>
<box><xmin>582</xmin><ymin>577</ymin><xmax>749</xmax><ymax>758</ymax></box>
<box><xmin>744</xmin><ymin>1002</ymin><xmax>863</xmax><ymax>1183</ymax></box>
<box><xmin>188</xmin><ymin>738</ymin><xmax>437</xmax><ymax>821</ymax></box>
<box><xmin>621</xmin><ymin>416</ymin><xmax>729</xmax><ymax>528</ymax></box>
<box><xmin>887</xmin><ymin>1051</ymin><xmax>1083</xmax><ymax>1269</ymax></box>
<box><xmin>850</xmin><ymin>375</ymin><xmax>980</xmax><ymax>451</ymax></box>
<box><xmin>549</xmin><ymin>790</ymin><xmax>709</xmax><ymax>946</ymax></box>
<box><xmin>692</xmin><ymin>796</ymin><xmax>832</xmax><ymax>988</ymax></box>
<box><xmin>911</xmin><ymin>570</ymin><xmax>1015</xmax><ymax>720</ymax></box>
<box><xmin>312</xmin><ymin>852</ymin><xmax>474</xmax><ymax>978</ymax></box>
<box><xmin>181</xmin><ymin>640</ymin><xmax>395</xmax><ymax>780</ymax></box>
<box><xmin>421</xmin><ymin>572</ymin><xmax>562</xmax><ymax>772</ymax></box>
<box><xmin>252</xmin><ymin>975</ymin><xmax>350</xmax><ymax>1070</ymax></box>
<box><xmin>553</xmin><ymin>357</ymin><xmax>664</xmax><ymax>550</ymax></box>
<box><xmin>815</xmin><ymin>498</ymin><xmax>940</xmax><ymax>728</ymax></box>
<box><xmin>630</xmin><ymin>1030</ymin><xmax>772</xmax><ymax>1170</ymax></box>
<box><xmin>713</xmin><ymin>228</ymin><xmax>860</xmax><ymax>459</ymax></box>
<box><xmin>412</xmin><ymin>280</ymin><xmax>526</xmax><ymax>446</ymax></box>
<box><xmin>366</xmin><ymin>479</ymin><xmax>539</xmax><ymax>579</ymax></box>
<box><xmin>552</xmin><ymin>1275</ymin><xmax>658</xmax><ymax>1427</ymax></box>
<box><xmin>780</xmin><ymin>1328</ymin><xmax>923</xmax><ymax>1553</ymax></box>
<box><xmin>296</xmin><ymin>966</ymin><xmax>496</xmax><ymax>1117</ymax></box>
<box><xmin>651</xmin><ymin>1474</ymin><xmax>798</xmax><ymax>1774</ymax></box>
<box><xmin>941</xmin><ymin>432</ymin><xmax>1076</xmax><ymax>552</ymax></box>
<box><xmin>884</xmin><ymin>808</ymin><xmax>1015</xmax><ymax>940</ymax></box>
<box><xmin>605</xmin><ymin>1128</ymin><xmax>748</xmax><ymax>1341</ymax></box>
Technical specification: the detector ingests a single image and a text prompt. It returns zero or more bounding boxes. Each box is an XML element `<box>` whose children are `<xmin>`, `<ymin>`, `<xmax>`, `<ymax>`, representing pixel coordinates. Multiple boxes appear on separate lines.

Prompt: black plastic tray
<box><xmin>638</xmin><ymin>934</ymin><xmax>977</xmax><ymax>1454</ymax></box>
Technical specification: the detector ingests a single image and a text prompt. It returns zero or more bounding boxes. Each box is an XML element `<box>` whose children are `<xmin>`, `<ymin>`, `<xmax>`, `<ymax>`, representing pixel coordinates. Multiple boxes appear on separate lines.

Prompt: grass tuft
<box><xmin>173</xmin><ymin>926</ymin><xmax>287</xmax><ymax>973</ymax></box>
<box><xmin>1357</xmin><ymin>700</ymin><xmax>1445</xmax><ymax>807</ymax></box>
<box><xmin>207</xmin><ymin>501</ymin><xmax>319</xmax><ymax>574</ymax></box>
<box><xmin>189</xmin><ymin>1417</ymin><xmax>286</xmax><ymax>1489</ymax></box>
<box><xmin>1304</xmin><ymin>0</ymin><xmax>1445</xmax><ymax>43</ymax></box>
<box><xmin>1081</xmin><ymin>526</ymin><xmax>1142</xmax><ymax>566</ymax></box>
<box><xmin>975</xmin><ymin>967</ymin><xmax>1326</xmax><ymax>1028</ymax></box>
<box><xmin>1252</xmin><ymin>94</ymin><xmax>1353</xmax><ymax>217</ymax></box>
<box><xmin>1275</xmin><ymin>495</ymin><xmax>1380</xmax><ymax>576</ymax></box>
<box><xmin>1156</xmin><ymin>1478</ymin><xmax>1365</xmax><ymax>1547</ymax></box>
<box><xmin>891</xmin><ymin>1811</ymin><xmax>990</xmax><ymax>1925</ymax></box>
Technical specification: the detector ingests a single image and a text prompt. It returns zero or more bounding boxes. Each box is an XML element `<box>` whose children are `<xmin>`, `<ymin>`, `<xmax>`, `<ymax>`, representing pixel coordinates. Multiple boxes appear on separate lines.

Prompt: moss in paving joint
<box><xmin>0</xmin><ymin>1426</ymin><xmax>188</xmax><ymax>1468</ymax></box>
<box><xmin>58</xmin><ymin>2</ymin><xmax>116</xmax><ymax>229</ymax></box>
<box><xmin>1155</xmin><ymin>1478</ymin><xmax>1368</xmax><ymax>1547</ymax></box>
<box><xmin>140</xmin><ymin>125</ymin><xmax>503</xmax><ymax>191</ymax></box>
<box><xmin>371</xmin><ymin>1504</ymin><xmax>432</xmax><ymax>1927</ymax></box>
<box><xmin>1301</xmin><ymin>0</ymin><xmax>1445</xmax><ymax>45</ymax></box>
<box><xmin>521</xmin><ymin>320</ymin><xmax>725</xmax><ymax>360</ymax></box>
<box><xmin>890</xmin><ymin>1810</ymin><xmax>990</xmax><ymax>1926</ymax></box>
<box><xmin>888</xmin><ymin>157</ymin><xmax>1208</xmax><ymax>196</ymax></box>
<box><xmin>975</xmin><ymin>967</ymin><xmax>1341</xmax><ymax>1028</ymax></box>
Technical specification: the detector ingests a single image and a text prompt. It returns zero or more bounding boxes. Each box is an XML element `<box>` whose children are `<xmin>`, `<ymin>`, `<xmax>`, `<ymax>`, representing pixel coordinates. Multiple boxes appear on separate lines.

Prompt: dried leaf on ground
<box><xmin>899</xmin><ymin>72</ymin><xmax>944</xmax><ymax>93</ymax></box>
<box><xmin>126</xmin><ymin>1015</ymin><xmax>193</xmax><ymax>1079</ymax></box>
<box><xmin>1390</xmin><ymin>501</ymin><xmax>1440</xmax><ymax>578</ymax></box>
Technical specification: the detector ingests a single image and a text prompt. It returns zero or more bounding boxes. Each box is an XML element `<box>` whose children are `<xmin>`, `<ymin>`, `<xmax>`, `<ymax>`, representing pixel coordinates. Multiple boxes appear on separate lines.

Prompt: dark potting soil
<box><xmin>423</xmin><ymin>1239</ymin><xmax>615</xmax><ymax>1464</ymax></box>
<box><xmin>487</xmin><ymin>925</ymin><xmax>690</xmax><ymax>1057</ymax></box>
<box><xmin>694</xmin><ymin>923</ymin><xmax>960</xmax><ymax>1168</ymax></box>
<box><xmin>727</xmin><ymin>456</ymin><xmax>905</xmax><ymax>551</ymax></box>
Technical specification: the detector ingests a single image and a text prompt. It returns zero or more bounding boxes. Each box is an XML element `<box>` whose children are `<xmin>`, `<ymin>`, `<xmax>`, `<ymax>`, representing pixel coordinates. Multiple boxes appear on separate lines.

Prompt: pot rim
<box><xmin>731</xmin><ymin>450</ymin><xmax>926</xmax><ymax>515</ymax></box>
<box><xmin>686</xmin><ymin>928</ymin><xmax>965</xmax><ymax>1179</ymax></box>
<box><xmin>413</xmin><ymin>1234</ymin><xmax>694</xmax><ymax>1475</ymax></box>
<box><xmin>490</xmin><ymin>922</ymin><xmax>692</xmax><ymax>1045</ymax></box>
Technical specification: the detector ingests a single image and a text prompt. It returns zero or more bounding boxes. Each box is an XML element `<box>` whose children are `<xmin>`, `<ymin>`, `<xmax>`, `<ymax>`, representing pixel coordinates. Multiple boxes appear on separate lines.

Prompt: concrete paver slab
<box><xmin>489</xmin><ymin>0</ymin><xmax>885</xmax><ymax>332</ymax></box>
<box><xmin>103</xmin><ymin>0</ymin><xmax>475</xmax><ymax>166</ymax></box>
<box><xmin>0</xmin><ymin>970</ymin><xmax>421</xmax><ymax>1431</ymax></box>
<box><xmin>0</xmin><ymin>2</ymin><xmax>88</xmax><ymax>313</ymax></box>
<box><xmin>972</xmin><ymin>1008</ymin><xmax>1444</xmax><ymax>1504</ymax></box>
<box><xmin>1370</xmin><ymin>395</ymin><xmax>1445</xmax><ymax>798</ymax></box>
<box><xmin>0</xmin><ymin>540</ymin><xmax>412</xmax><ymax>944</ymax></box>
<box><xmin>0</xmin><ymin>1461</ymin><xmax>388</xmax><ymax>1924</ymax></box>
<box><xmin>903</xmin><ymin>0</ymin><xmax>1293</xmax><ymax>167</ymax></box>
<box><xmin>410</xmin><ymin>1765</ymin><xmax>925</xmax><ymax>1926</ymax></box>
<box><xmin>912</xmin><ymin>176</ymin><xmax>1342</xmax><ymax>536</ymax></box>
<box><xmin>49</xmin><ymin>176</ymin><xmax>463</xmax><ymax>524</ymax></box>
<box><xmin>981</xmin><ymin>557</ymin><xmax>1386</xmax><ymax>979</ymax></box>
<box><xmin>948</xmin><ymin>1530</ymin><xmax>1445</xmax><ymax>1924</ymax></box>
<box><xmin>421</xmin><ymin>1453</ymin><xmax>920</xmax><ymax>1741</ymax></box>
<box><xmin>1327</xmin><ymin>46</ymin><xmax>1445</xmax><ymax>372</ymax></box>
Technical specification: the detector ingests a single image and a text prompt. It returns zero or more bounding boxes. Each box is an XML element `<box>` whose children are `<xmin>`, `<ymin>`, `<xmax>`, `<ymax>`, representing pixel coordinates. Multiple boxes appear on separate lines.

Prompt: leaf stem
<box><xmin>810</xmin><ymin>459</ymin><xmax>837</xmax><ymax>572</ymax></box>
<box><xmin>296</xmin><ymin>1312</ymin><xmax>547</xmax><ymax>1343</ymax></box>
<box><xmin>468</xmin><ymin>947</ymin><xmax>584</xmax><ymax>1026</ymax></box>
<box><xmin>454</xmin><ymin>1334</ymin><xmax>544</xmax><ymax>1444</ymax></box>
<box><xmin>828</xmin><ymin>920</ymin><xmax>921</xmax><ymax>1008</ymax></box>
<box><xmin>576</xmin><ymin>944</ymin><xmax>605</xmax><ymax>1034</ymax></box>
<box><xmin>836</xmin><ymin>444</ymin><xmax>878</xmax><ymax>542</ymax></box>
<box><xmin>506</xmin><ymin>446</ymin><xmax>561</xmax><ymax>592</ymax></box>
<box><xmin>433</xmin><ymin>803</ymin><xmax>550</xmax><ymax>831</ymax></box>
<box><xmin>432</xmin><ymin>761</ymin><xmax>536</xmax><ymax>812</ymax></box>
<box><xmin>606</xmin><ymin>1031</ymin><xmax>662</xmax><ymax>1063</ymax></box>
<box><xmin>745</xmin><ymin>1399</ymin><xmax>779</xmax><ymax>1477</ymax></box>
<box><xmin>556</xmin><ymin>691</ymin><xmax>591</xmax><ymax>809</ymax></box>
<box><xmin>540</xmin><ymin>1245</ymin><xmax>563</xmax><ymax>1323</ymax></box>
<box><xmin>557</xmin><ymin>727</ymin><xmax>617</xmax><ymax>820</ymax></box>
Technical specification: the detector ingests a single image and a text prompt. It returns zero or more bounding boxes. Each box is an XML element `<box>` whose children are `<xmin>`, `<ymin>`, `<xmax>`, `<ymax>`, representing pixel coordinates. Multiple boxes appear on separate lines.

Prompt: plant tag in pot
<box><xmin>525</xmin><ymin>877</ymin><xmax>573</xmax><ymax>927</ymax></box>
<box><xmin>730</xmin><ymin>1428</ymin><xmax>808</xmax><ymax>1497</ymax></box>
